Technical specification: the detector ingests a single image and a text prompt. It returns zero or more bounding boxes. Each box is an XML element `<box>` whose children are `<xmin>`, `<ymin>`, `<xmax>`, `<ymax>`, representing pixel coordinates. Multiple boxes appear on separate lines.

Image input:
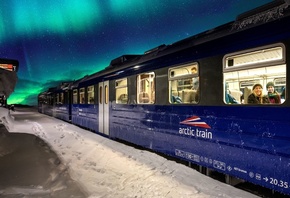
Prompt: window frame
<box><xmin>79</xmin><ymin>87</ymin><xmax>85</xmax><ymax>104</ymax></box>
<box><xmin>115</xmin><ymin>78</ymin><xmax>128</xmax><ymax>104</ymax></box>
<box><xmin>87</xmin><ymin>85</ymin><xmax>95</xmax><ymax>104</ymax></box>
<box><xmin>73</xmin><ymin>89</ymin><xmax>78</xmax><ymax>104</ymax></box>
<box><xmin>168</xmin><ymin>62</ymin><xmax>199</xmax><ymax>104</ymax></box>
<box><xmin>223</xmin><ymin>43</ymin><xmax>286</xmax><ymax>105</ymax></box>
<box><xmin>137</xmin><ymin>72</ymin><xmax>155</xmax><ymax>104</ymax></box>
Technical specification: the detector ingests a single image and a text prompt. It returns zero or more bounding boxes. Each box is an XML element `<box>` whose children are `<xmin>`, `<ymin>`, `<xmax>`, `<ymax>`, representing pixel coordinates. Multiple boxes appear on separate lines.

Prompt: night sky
<box><xmin>0</xmin><ymin>0</ymin><xmax>272</xmax><ymax>105</ymax></box>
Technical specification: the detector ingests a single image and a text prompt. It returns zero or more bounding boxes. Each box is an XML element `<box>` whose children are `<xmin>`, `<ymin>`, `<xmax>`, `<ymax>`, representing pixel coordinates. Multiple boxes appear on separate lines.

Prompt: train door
<box><xmin>98</xmin><ymin>81</ymin><xmax>109</xmax><ymax>135</ymax></box>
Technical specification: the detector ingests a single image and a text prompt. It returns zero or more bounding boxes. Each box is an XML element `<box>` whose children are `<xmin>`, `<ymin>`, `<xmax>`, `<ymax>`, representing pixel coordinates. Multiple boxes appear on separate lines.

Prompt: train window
<box><xmin>64</xmin><ymin>91</ymin><xmax>68</xmax><ymax>104</ymax></box>
<box><xmin>47</xmin><ymin>94</ymin><xmax>52</xmax><ymax>105</ymax></box>
<box><xmin>168</xmin><ymin>63</ymin><xmax>199</xmax><ymax>104</ymax></box>
<box><xmin>115</xmin><ymin>78</ymin><xmax>128</xmax><ymax>104</ymax></box>
<box><xmin>56</xmin><ymin>93</ymin><xmax>60</xmax><ymax>104</ymax></box>
<box><xmin>137</xmin><ymin>72</ymin><xmax>155</xmax><ymax>104</ymax></box>
<box><xmin>48</xmin><ymin>94</ymin><xmax>52</xmax><ymax>105</ymax></box>
<box><xmin>79</xmin><ymin>88</ymin><xmax>85</xmax><ymax>104</ymax></box>
<box><xmin>105</xmin><ymin>85</ymin><xmax>108</xmax><ymax>104</ymax></box>
<box><xmin>223</xmin><ymin>44</ymin><xmax>286</xmax><ymax>105</ymax></box>
<box><xmin>60</xmin><ymin>93</ymin><xmax>64</xmax><ymax>104</ymax></box>
<box><xmin>99</xmin><ymin>86</ymin><xmax>102</xmax><ymax>104</ymax></box>
<box><xmin>73</xmin><ymin>89</ymin><xmax>78</xmax><ymax>104</ymax></box>
<box><xmin>87</xmin><ymin>85</ymin><xmax>95</xmax><ymax>104</ymax></box>
<box><xmin>224</xmin><ymin>46</ymin><xmax>284</xmax><ymax>69</ymax></box>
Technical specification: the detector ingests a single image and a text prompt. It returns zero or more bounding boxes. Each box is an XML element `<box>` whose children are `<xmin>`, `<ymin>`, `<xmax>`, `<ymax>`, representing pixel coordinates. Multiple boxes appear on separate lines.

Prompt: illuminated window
<box><xmin>87</xmin><ymin>85</ymin><xmax>95</xmax><ymax>104</ymax></box>
<box><xmin>0</xmin><ymin>64</ymin><xmax>16</xmax><ymax>71</ymax></box>
<box><xmin>225</xmin><ymin>46</ymin><xmax>283</xmax><ymax>68</ymax></box>
<box><xmin>79</xmin><ymin>88</ymin><xmax>85</xmax><ymax>104</ymax></box>
<box><xmin>105</xmin><ymin>85</ymin><xmax>108</xmax><ymax>104</ymax></box>
<box><xmin>223</xmin><ymin>43</ymin><xmax>286</xmax><ymax>105</ymax></box>
<box><xmin>137</xmin><ymin>72</ymin><xmax>155</xmax><ymax>104</ymax></box>
<box><xmin>115</xmin><ymin>78</ymin><xmax>128</xmax><ymax>104</ymax></box>
<box><xmin>168</xmin><ymin>63</ymin><xmax>199</xmax><ymax>104</ymax></box>
<box><xmin>73</xmin><ymin>89</ymin><xmax>78</xmax><ymax>104</ymax></box>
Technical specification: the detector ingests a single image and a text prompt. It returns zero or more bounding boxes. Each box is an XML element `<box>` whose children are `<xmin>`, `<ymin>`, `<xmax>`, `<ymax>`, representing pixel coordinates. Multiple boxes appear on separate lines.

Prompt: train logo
<box><xmin>180</xmin><ymin>116</ymin><xmax>211</xmax><ymax>129</ymax></box>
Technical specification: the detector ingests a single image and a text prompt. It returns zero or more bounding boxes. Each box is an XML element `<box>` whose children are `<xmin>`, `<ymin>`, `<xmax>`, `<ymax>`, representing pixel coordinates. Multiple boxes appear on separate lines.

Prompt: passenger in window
<box><xmin>281</xmin><ymin>87</ymin><xmax>286</xmax><ymax>100</ymax></box>
<box><xmin>225</xmin><ymin>83</ymin><xmax>239</xmax><ymax>104</ymax></box>
<box><xmin>266</xmin><ymin>82</ymin><xmax>281</xmax><ymax>104</ymax></box>
<box><xmin>191</xmin><ymin>67</ymin><xmax>197</xmax><ymax>74</ymax></box>
<box><xmin>247</xmin><ymin>84</ymin><xmax>270</xmax><ymax>104</ymax></box>
<box><xmin>191</xmin><ymin>67</ymin><xmax>198</xmax><ymax>89</ymax></box>
<box><xmin>225</xmin><ymin>93</ymin><xmax>238</xmax><ymax>104</ymax></box>
<box><xmin>89</xmin><ymin>97</ymin><xmax>94</xmax><ymax>104</ymax></box>
<box><xmin>171</xmin><ymin>95</ymin><xmax>182</xmax><ymax>103</ymax></box>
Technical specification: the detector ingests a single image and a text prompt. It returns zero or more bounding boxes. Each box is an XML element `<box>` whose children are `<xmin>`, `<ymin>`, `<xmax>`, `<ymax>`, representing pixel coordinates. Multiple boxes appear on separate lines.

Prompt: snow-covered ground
<box><xmin>0</xmin><ymin>107</ymin><xmax>260</xmax><ymax>198</ymax></box>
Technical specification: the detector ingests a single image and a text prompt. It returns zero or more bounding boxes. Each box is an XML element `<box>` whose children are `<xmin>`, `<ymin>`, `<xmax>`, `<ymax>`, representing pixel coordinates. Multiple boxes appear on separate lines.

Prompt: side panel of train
<box><xmin>57</xmin><ymin>43</ymin><xmax>290</xmax><ymax>194</ymax></box>
<box><xmin>38</xmin><ymin>86</ymin><xmax>72</xmax><ymax>122</ymax></box>
<box><xmin>38</xmin><ymin>92</ymin><xmax>54</xmax><ymax>117</ymax></box>
<box><xmin>53</xmin><ymin>89</ymin><xmax>71</xmax><ymax>122</ymax></box>
<box><xmin>108</xmin><ymin>40</ymin><xmax>290</xmax><ymax>194</ymax></box>
<box><xmin>71</xmin><ymin>84</ymin><xmax>99</xmax><ymax>132</ymax></box>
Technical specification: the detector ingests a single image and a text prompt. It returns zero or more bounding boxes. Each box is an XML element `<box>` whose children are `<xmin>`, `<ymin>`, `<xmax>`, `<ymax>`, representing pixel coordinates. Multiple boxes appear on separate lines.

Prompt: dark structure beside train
<box><xmin>0</xmin><ymin>58</ymin><xmax>19</xmax><ymax>107</ymax></box>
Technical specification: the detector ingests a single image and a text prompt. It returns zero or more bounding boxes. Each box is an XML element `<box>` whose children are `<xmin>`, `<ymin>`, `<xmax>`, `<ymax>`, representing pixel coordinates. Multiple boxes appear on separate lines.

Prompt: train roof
<box><xmin>236</xmin><ymin>0</ymin><xmax>288</xmax><ymax>20</ymax></box>
<box><xmin>58</xmin><ymin>81</ymin><xmax>73</xmax><ymax>90</ymax></box>
<box><xmin>65</xmin><ymin>0</ymin><xmax>290</xmax><ymax>88</ymax></box>
<box><xmin>71</xmin><ymin>75</ymin><xmax>91</xmax><ymax>88</ymax></box>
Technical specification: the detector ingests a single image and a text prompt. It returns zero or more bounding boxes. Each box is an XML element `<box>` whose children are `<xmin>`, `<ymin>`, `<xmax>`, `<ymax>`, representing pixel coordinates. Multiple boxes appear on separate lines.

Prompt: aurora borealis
<box><xmin>0</xmin><ymin>0</ymin><xmax>272</xmax><ymax>105</ymax></box>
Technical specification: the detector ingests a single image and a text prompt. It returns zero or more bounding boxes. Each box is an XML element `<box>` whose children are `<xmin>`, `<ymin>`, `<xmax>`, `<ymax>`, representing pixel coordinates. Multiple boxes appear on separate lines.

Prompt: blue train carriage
<box><xmin>37</xmin><ymin>0</ymin><xmax>290</xmax><ymax>195</ymax></box>
<box><xmin>52</xmin><ymin>82</ymin><xmax>72</xmax><ymax>122</ymax></box>
<box><xmin>105</xmin><ymin>1</ymin><xmax>290</xmax><ymax>195</ymax></box>
<box><xmin>69</xmin><ymin>55</ymin><xmax>142</xmax><ymax>133</ymax></box>
<box><xmin>70</xmin><ymin>74</ymin><xmax>99</xmax><ymax>131</ymax></box>
<box><xmin>38</xmin><ymin>87</ymin><xmax>57</xmax><ymax>116</ymax></box>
